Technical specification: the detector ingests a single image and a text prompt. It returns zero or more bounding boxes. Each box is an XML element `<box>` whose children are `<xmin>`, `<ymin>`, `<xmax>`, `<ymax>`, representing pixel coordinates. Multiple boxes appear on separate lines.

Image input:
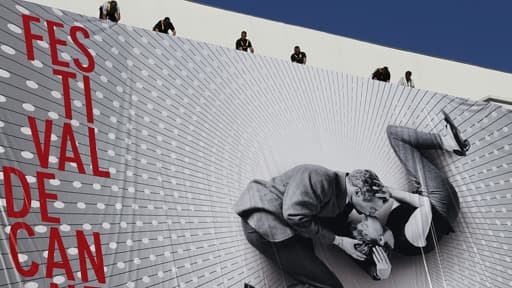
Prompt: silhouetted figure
<box><xmin>398</xmin><ymin>71</ymin><xmax>415</xmax><ymax>88</ymax></box>
<box><xmin>99</xmin><ymin>1</ymin><xmax>120</xmax><ymax>23</ymax></box>
<box><xmin>153</xmin><ymin>17</ymin><xmax>176</xmax><ymax>36</ymax></box>
<box><xmin>236</xmin><ymin>31</ymin><xmax>254</xmax><ymax>53</ymax></box>
<box><xmin>291</xmin><ymin>46</ymin><xmax>307</xmax><ymax>64</ymax></box>
<box><xmin>372</xmin><ymin>66</ymin><xmax>391</xmax><ymax>82</ymax></box>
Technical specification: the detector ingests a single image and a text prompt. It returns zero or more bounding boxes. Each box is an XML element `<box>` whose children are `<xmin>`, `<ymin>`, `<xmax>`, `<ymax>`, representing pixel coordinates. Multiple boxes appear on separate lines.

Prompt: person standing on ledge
<box><xmin>99</xmin><ymin>1</ymin><xmax>120</xmax><ymax>23</ymax></box>
<box><xmin>372</xmin><ymin>66</ymin><xmax>391</xmax><ymax>82</ymax></box>
<box><xmin>153</xmin><ymin>17</ymin><xmax>176</xmax><ymax>36</ymax></box>
<box><xmin>398</xmin><ymin>71</ymin><xmax>415</xmax><ymax>88</ymax></box>
<box><xmin>234</xmin><ymin>164</ymin><xmax>391</xmax><ymax>288</ymax></box>
<box><xmin>291</xmin><ymin>45</ymin><xmax>307</xmax><ymax>64</ymax></box>
<box><xmin>236</xmin><ymin>31</ymin><xmax>254</xmax><ymax>53</ymax></box>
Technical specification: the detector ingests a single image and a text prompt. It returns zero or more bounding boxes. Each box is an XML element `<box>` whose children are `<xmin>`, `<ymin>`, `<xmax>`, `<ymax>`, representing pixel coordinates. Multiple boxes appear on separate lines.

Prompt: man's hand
<box><xmin>333</xmin><ymin>236</ymin><xmax>366</xmax><ymax>261</ymax></box>
<box><xmin>373</xmin><ymin>247</ymin><xmax>391</xmax><ymax>279</ymax></box>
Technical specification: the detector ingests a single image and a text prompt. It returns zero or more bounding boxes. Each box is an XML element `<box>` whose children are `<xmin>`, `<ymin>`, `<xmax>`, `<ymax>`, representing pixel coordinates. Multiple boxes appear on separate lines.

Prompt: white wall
<box><xmin>28</xmin><ymin>0</ymin><xmax>512</xmax><ymax>101</ymax></box>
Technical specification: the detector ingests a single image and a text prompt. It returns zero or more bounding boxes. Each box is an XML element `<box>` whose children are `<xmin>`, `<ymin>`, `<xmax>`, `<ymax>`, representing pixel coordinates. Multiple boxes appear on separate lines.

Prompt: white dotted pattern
<box><xmin>0</xmin><ymin>1</ymin><xmax>510</xmax><ymax>288</ymax></box>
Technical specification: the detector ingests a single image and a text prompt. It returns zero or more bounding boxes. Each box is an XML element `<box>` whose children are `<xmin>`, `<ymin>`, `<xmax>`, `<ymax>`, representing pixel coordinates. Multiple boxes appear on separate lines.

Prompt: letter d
<box><xmin>3</xmin><ymin>166</ymin><xmax>31</xmax><ymax>218</ymax></box>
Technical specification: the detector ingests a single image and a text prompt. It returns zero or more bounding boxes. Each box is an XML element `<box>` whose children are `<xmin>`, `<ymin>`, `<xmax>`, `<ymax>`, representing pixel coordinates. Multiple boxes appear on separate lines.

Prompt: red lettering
<box><xmin>28</xmin><ymin>116</ymin><xmax>53</xmax><ymax>169</ymax></box>
<box><xmin>21</xmin><ymin>14</ymin><xmax>43</xmax><ymax>61</ymax></box>
<box><xmin>83</xmin><ymin>75</ymin><xmax>94</xmax><ymax>123</ymax></box>
<box><xmin>9</xmin><ymin>222</ymin><xmax>39</xmax><ymax>277</ymax></box>
<box><xmin>89</xmin><ymin>127</ymin><xmax>110</xmax><ymax>178</ymax></box>
<box><xmin>59</xmin><ymin>122</ymin><xmax>85</xmax><ymax>173</ymax></box>
<box><xmin>3</xmin><ymin>166</ymin><xmax>31</xmax><ymax>218</ymax></box>
<box><xmin>37</xmin><ymin>171</ymin><xmax>60</xmax><ymax>224</ymax></box>
<box><xmin>46</xmin><ymin>227</ymin><xmax>75</xmax><ymax>281</ymax></box>
<box><xmin>77</xmin><ymin>230</ymin><xmax>105</xmax><ymax>283</ymax></box>
<box><xmin>53</xmin><ymin>69</ymin><xmax>77</xmax><ymax>120</ymax></box>
<box><xmin>46</xmin><ymin>20</ymin><xmax>69</xmax><ymax>68</ymax></box>
<box><xmin>70</xmin><ymin>26</ymin><xmax>95</xmax><ymax>73</ymax></box>
<box><xmin>49</xmin><ymin>285</ymin><xmax>98</xmax><ymax>288</ymax></box>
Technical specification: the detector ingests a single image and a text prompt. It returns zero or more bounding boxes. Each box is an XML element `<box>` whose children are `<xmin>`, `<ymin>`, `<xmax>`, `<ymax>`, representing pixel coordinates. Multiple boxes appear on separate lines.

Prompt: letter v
<box><xmin>28</xmin><ymin>116</ymin><xmax>53</xmax><ymax>169</ymax></box>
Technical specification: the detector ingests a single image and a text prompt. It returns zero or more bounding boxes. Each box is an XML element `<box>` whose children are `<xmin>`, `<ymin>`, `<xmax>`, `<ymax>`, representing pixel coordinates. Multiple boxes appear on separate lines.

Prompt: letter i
<box><xmin>83</xmin><ymin>74</ymin><xmax>94</xmax><ymax>124</ymax></box>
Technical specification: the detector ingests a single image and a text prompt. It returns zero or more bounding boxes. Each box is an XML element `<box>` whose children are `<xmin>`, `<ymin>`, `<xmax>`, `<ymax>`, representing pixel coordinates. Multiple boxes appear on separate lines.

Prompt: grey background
<box><xmin>0</xmin><ymin>1</ymin><xmax>511</xmax><ymax>287</ymax></box>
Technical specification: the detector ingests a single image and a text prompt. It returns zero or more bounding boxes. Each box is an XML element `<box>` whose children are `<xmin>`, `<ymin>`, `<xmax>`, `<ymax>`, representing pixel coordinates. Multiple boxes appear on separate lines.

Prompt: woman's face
<box><xmin>353</xmin><ymin>216</ymin><xmax>386</xmax><ymax>247</ymax></box>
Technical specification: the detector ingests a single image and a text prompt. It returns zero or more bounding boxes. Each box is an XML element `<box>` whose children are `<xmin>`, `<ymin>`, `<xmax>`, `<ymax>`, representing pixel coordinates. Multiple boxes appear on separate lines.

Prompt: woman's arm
<box><xmin>388</xmin><ymin>188</ymin><xmax>429</xmax><ymax>208</ymax></box>
<box><xmin>388</xmin><ymin>187</ymin><xmax>432</xmax><ymax>247</ymax></box>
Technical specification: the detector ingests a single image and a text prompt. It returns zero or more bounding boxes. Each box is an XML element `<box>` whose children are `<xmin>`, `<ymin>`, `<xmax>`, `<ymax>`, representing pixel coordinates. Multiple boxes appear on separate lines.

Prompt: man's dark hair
<box><xmin>110</xmin><ymin>1</ymin><xmax>117</xmax><ymax>8</ymax></box>
<box><xmin>164</xmin><ymin>17</ymin><xmax>170</xmax><ymax>22</ymax></box>
<box><xmin>294</xmin><ymin>45</ymin><xmax>300</xmax><ymax>49</ymax></box>
<box><xmin>405</xmin><ymin>71</ymin><xmax>412</xmax><ymax>77</ymax></box>
<box><xmin>347</xmin><ymin>169</ymin><xmax>388</xmax><ymax>202</ymax></box>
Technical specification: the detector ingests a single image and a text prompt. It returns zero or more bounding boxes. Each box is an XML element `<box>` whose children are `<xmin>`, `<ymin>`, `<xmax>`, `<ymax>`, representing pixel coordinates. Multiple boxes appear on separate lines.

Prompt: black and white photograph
<box><xmin>0</xmin><ymin>1</ymin><xmax>511</xmax><ymax>287</ymax></box>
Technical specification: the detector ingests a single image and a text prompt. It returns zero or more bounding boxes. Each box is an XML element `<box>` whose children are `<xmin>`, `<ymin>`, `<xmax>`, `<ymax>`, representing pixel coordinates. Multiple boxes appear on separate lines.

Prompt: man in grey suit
<box><xmin>234</xmin><ymin>164</ymin><xmax>390</xmax><ymax>288</ymax></box>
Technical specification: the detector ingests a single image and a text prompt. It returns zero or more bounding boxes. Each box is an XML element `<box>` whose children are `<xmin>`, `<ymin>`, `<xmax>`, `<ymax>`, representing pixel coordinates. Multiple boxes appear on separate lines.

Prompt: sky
<box><xmin>191</xmin><ymin>0</ymin><xmax>512</xmax><ymax>73</ymax></box>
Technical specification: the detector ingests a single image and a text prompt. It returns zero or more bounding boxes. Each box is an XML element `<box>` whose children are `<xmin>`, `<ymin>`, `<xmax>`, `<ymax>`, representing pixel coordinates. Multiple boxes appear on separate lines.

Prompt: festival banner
<box><xmin>0</xmin><ymin>1</ymin><xmax>511</xmax><ymax>287</ymax></box>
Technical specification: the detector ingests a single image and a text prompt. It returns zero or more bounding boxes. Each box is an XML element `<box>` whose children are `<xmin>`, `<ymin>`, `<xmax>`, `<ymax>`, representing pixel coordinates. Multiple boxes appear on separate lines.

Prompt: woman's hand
<box><xmin>382</xmin><ymin>185</ymin><xmax>398</xmax><ymax>198</ymax></box>
<box><xmin>333</xmin><ymin>236</ymin><xmax>366</xmax><ymax>261</ymax></box>
<box><xmin>373</xmin><ymin>246</ymin><xmax>391</xmax><ymax>279</ymax></box>
<box><xmin>371</xmin><ymin>180</ymin><xmax>393</xmax><ymax>199</ymax></box>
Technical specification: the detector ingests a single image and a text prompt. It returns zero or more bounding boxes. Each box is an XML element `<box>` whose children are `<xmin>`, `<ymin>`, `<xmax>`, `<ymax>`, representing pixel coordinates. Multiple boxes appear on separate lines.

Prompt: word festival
<box><xmin>3</xmin><ymin>14</ymin><xmax>111</xmax><ymax>287</ymax></box>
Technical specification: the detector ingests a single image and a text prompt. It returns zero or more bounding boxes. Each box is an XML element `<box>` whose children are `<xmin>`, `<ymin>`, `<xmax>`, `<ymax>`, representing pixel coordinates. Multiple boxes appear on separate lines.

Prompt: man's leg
<box><xmin>242</xmin><ymin>220</ymin><xmax>343</xmax><ymax>288</ymax></box>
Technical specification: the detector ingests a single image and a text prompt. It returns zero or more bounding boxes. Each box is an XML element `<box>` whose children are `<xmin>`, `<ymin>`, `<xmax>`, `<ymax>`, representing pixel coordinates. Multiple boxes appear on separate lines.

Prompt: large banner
<box><xmin>0</xmin><ymin>1</ymin><xmax>511</xmax><ymax>287</ymax></box>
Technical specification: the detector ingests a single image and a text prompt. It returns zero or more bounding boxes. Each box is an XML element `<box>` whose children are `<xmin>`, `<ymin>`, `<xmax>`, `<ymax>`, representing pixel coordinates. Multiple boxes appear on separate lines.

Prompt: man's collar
<box><xmin>336</xmin><ymin>172</ymin><xmax>348</xmax><ymax>210</ymax></box>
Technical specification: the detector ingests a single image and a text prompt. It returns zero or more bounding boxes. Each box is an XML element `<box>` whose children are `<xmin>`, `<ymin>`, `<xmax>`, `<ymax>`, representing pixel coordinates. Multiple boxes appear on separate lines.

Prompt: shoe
<box><xmin>442</xmin><ymin>110</ymin><xmax>470</xmax><ymax>156</ymax></box>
